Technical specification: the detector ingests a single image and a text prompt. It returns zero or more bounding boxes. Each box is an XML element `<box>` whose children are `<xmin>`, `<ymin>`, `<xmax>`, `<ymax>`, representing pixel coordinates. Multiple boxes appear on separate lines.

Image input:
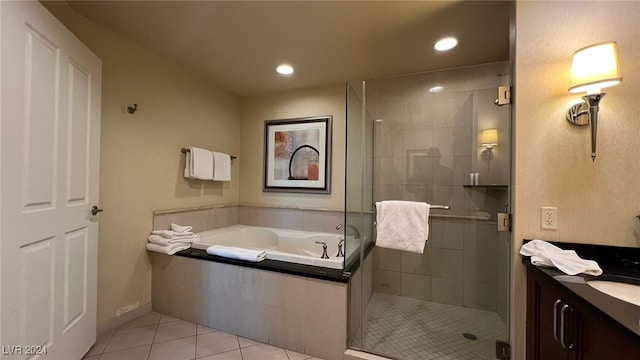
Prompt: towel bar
<box><xmin>181</xmin><ymin>147</ymin><xmax>237</xmax><ymax>160</ymax></box>
<box><xmin>428</xmin><ymin>205</ymin><xmax>451</xmax><ymax>210</ymax></box>
<box><xmin>373</xmin><ymin>202</ymin><xmax>450</xmax><ymax>210</ymax></box>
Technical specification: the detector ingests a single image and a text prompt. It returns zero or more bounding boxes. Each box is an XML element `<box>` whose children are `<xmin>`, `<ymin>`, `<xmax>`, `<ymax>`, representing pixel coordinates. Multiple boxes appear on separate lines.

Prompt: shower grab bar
<box><xmin>430</xmin><ymin>214</ymin><xmax>495</xmax><ymax>221</ymax></box>
<box><xmin>181</xmin><ymin>147</ymin><xmax>237</xmax><ymax>160</ymax></box>
<box><xmin>373</xmin><ymin>202</ymin><xmax>450</xmax><ymax>210</ymax></box>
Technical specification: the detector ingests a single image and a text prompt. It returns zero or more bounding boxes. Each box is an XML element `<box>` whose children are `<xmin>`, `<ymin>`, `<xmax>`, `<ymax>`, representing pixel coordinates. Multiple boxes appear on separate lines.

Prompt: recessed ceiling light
<box><xmin>276</xmin><ymin>64</ymin><xmax>294</xmax><ymax>75</ymax></box>
<box><xmin>434</xmin><ymin>37</ymin><xmax>458</xmax><ymax>51</ymax></box>
<box><xmin>428</xmin><ymin>86</ymin><xmax>444</xmax><ymax>93</ymax></box>
<box><xmin>375</xmin><ymin>119</ymin><xmax>383</xmax><ymax>123</ymax></box>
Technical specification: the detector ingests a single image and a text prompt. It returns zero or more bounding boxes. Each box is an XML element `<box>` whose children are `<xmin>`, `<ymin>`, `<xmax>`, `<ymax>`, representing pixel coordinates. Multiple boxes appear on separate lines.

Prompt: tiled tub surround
<box><xmin>153</xmin><ymin>204</ymin><xmax>344</xmax><ymax>235</ymax></box>
<box><xmin>150</xmin><ymin>253</ymin><xmax>348</xmax><ymax>360</ymax></box>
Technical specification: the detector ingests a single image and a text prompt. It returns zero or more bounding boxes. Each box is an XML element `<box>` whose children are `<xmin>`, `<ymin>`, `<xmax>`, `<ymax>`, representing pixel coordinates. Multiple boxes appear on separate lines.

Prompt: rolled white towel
<box><xmin>151</xmin><ymin>230</ymin><xmax>195</xmax><ymax>238</ymax></box>
<box><xmin>146</xmin><ymin>242</ymin><xmax>190</xmax><ymax>255</ymax></box>
<box><xmin>148</xmin><ymin>234</ymin><xmax>200</xmax><ymax>246</ymax></box>
<box><xmin>206</xmin><ymin>245</ymin><xmax>266</xmax><ymax>262</ymax></box>
<box><xmin>170</xmin><ymin>223</ymin><xmax>193</xmax><ymax>233</ymax></box>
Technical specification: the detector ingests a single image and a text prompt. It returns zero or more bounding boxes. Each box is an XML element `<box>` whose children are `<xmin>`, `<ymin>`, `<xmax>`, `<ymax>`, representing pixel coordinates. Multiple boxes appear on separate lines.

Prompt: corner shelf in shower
<box><xmin>463</xmin><ymin>185</ymin><xmax>508</xmax><ymax>189</ymax></box>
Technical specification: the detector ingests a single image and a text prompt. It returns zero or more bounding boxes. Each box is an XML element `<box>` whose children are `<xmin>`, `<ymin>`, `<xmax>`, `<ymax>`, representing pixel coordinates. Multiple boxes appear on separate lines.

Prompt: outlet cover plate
<box><xmin>541</xmin><ymin>207</ymin><xmax>558</xmax><ymax>229</ymax></box>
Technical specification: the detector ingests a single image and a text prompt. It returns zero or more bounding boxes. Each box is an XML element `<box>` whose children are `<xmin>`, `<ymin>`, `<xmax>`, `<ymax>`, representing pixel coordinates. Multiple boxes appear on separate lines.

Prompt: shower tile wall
<box><xmin>372</xmin><ymin>219</ymin><xmax>499</xmax><ymax>311</ymax></box>
<box><xmin>368</xmin><ymin>63</ymin><xmax>510</xmax><ymax>315</ymax></box>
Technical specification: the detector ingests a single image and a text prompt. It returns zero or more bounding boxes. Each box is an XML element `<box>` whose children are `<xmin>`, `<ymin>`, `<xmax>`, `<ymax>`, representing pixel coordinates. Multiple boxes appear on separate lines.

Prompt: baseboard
<box><xmin>96</xmin><ymin>302</ymin><xmax>152</xmax><ymax>335</ymax></box>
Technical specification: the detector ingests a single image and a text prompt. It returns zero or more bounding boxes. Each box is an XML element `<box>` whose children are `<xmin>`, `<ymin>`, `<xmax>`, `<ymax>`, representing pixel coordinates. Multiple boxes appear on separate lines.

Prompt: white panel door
<box><xmin>1</xmin><ymin>2</ymin><xmax>101</xmax><ymax>359</ymax></box>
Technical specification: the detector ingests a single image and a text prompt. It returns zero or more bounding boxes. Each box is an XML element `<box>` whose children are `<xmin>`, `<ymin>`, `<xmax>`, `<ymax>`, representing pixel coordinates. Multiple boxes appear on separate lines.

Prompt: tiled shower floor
<box><xmin>351</xmin><ymin>293</ymin><xmax>507</xmax><ymax>360</ymax></box>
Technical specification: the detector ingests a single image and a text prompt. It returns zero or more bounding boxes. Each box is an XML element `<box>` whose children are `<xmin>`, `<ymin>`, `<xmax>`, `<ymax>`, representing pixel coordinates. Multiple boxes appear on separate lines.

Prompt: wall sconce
<box><xmin>481</xmin><ymin>128</ymin><xmax>499</xmax><ymax>150</ymax></box>
<box><xmin>480</xmin><ymin>128</ymin><xmax>498</xmax><ymax>170</ymax></box>
<box><xmin>566</xmin><ymin>41</ymin><xmax>622</xmax><ymax>161</ymax></box>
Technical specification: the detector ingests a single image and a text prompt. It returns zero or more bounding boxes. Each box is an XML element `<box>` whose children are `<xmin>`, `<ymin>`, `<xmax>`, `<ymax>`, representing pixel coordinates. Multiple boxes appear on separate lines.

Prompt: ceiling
<box><xmin>65</xmin><ymin>1</ymin><xmax>511</xmax><ymax>96</ymax></box>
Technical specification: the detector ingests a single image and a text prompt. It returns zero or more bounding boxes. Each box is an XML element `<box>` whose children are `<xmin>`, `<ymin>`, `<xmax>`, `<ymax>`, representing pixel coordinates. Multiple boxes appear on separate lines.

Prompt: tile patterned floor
<box><xmin>351</xmin><ymin>293</ymin><xmax>508</xmax><ymax>360</ymax></box>
<box><xmin>82</xmin><ymin>311</ymin><xmax>324</xmax><ymax>360</ymax></box>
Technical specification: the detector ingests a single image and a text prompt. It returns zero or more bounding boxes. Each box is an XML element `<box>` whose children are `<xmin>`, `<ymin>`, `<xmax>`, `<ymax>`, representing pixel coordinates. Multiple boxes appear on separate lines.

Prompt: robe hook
<box><xmin>127</xmin><ymin>103</ymin><xmax>138</xmax><ymax>114</ymax></box>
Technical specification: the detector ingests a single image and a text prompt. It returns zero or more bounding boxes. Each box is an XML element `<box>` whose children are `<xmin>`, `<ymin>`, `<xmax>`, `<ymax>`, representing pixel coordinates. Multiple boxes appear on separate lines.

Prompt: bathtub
<box><xmin>190</xmin><ymin>225</ymin><xmax>358</xmax><ymax>270</ymax></box>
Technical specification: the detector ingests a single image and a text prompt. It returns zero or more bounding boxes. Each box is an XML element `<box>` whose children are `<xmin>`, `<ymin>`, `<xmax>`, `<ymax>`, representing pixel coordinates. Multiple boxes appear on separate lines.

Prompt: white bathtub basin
<box><xmin>191</xmin><ymin>225</ymin><xmax>356</xmax><ymax>270</ymax></box>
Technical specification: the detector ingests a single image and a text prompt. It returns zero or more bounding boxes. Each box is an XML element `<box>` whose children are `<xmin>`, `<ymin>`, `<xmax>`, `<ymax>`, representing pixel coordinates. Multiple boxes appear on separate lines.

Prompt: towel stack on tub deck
<box><xmin>146</xmin><ymin>223</ymin><xmax>200</xmax><ymax>255</ymax></box>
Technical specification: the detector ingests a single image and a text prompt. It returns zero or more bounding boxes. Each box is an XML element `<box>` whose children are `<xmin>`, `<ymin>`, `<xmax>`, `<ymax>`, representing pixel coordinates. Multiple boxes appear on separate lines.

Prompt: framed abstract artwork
<box><xmin>263</xmin><ymin>115</ymin><xmax>332</xmax><ymax>193</ymax></box>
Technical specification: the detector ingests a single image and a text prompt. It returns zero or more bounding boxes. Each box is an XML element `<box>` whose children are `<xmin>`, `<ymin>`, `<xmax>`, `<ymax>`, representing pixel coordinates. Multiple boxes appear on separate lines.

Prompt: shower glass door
<box><xmin>345</xmin><ymin>62</ymin><xmax>511</xmax><ymax>360</ymax></box>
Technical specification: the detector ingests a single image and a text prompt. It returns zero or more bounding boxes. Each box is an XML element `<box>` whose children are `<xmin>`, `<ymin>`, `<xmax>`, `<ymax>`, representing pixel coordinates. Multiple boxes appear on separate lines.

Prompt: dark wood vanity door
<box><xmin>573</xmin><ymin>294</ymin><xmax>640</xmax><ymax>360</ymax></box>
<box><xmin>527</xmin><ymin>267</ymin><xmax>573</xmax><ymax>360</ymax></box>
<box><xmin>527</xmin><ymin>264</ymin><xmax>640</xmax><ymax>360</ymax></box>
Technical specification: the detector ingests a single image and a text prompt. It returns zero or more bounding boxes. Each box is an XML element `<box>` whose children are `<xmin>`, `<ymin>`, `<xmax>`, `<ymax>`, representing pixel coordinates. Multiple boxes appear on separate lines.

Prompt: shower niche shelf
<box><xmin>463</xmin><ymin>185</ymin><xmax>508</xmax><ymax>189</ymax></box>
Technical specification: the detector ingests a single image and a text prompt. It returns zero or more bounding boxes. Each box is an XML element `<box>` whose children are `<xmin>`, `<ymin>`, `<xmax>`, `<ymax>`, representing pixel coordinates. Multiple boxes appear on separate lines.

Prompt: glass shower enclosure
<box><xmin>344</xmin><ymin>62</ymin><xmax>511</xmax><ymax>360</ymax></box>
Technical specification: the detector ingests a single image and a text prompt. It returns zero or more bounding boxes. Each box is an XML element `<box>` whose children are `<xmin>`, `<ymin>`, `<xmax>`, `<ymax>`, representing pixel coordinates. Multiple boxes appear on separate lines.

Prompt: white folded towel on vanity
<box><xmin>375</xmin><ymin>201</ymin><xmax>430</xmax><ymax>254</ymax></box>
<box><xmin>520</xmin><ymin>240</ymin><xmax>603</xmax><ymax>276</ymax></box>
<box><xmin>146</xmin><ymin>242</ymin><xmax>190</xmax><ymax>255</ymax></box>
<box><xmin>185</xmin><ymin>147</ymin><xmax>214</xmax><ymax>180</ymax></box>
<box><xmin>206</xmin><ymin>245</ymin><xmax>266</xmax><ymax>262</ymax></box>
<box><xmin>212</xmin><ymin>151</ymin><xmax>231</xmax><ymax>181</ymax></box>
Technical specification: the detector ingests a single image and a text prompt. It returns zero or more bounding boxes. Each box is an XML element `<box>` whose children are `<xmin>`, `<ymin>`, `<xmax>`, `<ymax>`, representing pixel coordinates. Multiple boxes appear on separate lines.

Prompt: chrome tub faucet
<box><xmin>315</xmin><ymin>241</ymin><xmax>330</xmax><ymax>259</ymax></box>
<box><xmin>337</xmin><ymin>238</ymin><xmax>345</xmax><ymax>257</ymax></box>
<box><xmin>336</xmin><ymin>223</ymin><xmax>361</xmax><ymax>239</ymax></box>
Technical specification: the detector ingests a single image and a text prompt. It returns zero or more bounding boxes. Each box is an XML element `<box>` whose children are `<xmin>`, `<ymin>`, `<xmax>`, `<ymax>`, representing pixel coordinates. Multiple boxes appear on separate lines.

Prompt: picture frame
<box><xmin>263</xmin><ymin>115</ymin><xmax>332</xmax><ymax>194</ymax></box>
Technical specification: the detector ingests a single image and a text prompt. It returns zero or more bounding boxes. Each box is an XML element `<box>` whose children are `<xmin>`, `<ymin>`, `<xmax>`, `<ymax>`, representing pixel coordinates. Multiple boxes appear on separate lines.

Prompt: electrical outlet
<box><xmin>541</xmin><ymin>207</ymin><xmax>558</xmax><ymax>229</ymax></box>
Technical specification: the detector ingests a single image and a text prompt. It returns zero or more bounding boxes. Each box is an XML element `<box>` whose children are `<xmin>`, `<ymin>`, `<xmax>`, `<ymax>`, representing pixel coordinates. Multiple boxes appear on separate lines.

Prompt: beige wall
<box><xmin>240</xmin><ymin>85</ymin><xmax>346</xmax><ymax>210</ymax></box>
<box><xmin>43</xmin><ymin>2</ymin><xmax>241</xmax><ymax>323</ymax></box>
<box><xmin>512</xmin><ymin>1</ymin><xmax>640</xmax><ymax>358</ymax></box>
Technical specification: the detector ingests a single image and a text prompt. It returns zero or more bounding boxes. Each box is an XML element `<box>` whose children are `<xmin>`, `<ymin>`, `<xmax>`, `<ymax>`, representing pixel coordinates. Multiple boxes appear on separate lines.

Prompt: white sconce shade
<box><xmin>566</xmin><ymin>41</ymin><xmax>623</xmax><ymax>161</ymax></box>
<box><xmin>569</xmin><ymin>41</ymin><xmax>622</xmax><ymax>94</ymax></box>
<box><xmin>481</xmin><ymin>129</ymin><xmax>498</xmax><ymax>148</ymax></box>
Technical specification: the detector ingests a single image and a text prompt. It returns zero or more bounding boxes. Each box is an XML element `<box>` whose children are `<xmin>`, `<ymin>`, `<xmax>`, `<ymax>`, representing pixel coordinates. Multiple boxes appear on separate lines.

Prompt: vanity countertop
<box><xmin>522</xmin><ymin>240</ymin><xmax>640</xmax><ymax>337</ymax></box>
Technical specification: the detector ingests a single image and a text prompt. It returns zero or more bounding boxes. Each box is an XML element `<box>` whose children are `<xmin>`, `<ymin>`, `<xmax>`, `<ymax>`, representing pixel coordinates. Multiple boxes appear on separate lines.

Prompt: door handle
<box><xmin>560</xmin><ymin>304</ymin><xmax>574</xmax><ymax>349</ymax></box>
<box><xmin>91</xmin><ymin>206</ymin><xmax>104</xmax><ymax>216</ymax></box>
<box><xmin>553</xmin><ymin>299</ymin><xmax>562</xmax><ymax>343</ymax></box>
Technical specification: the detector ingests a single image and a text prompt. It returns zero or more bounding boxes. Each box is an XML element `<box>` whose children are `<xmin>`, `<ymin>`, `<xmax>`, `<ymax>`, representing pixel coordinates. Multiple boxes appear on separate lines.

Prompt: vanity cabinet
<box><xmin>526</xmin><ymin>265</ymin><xmax>640</xmax><ymax>360</ymax></box>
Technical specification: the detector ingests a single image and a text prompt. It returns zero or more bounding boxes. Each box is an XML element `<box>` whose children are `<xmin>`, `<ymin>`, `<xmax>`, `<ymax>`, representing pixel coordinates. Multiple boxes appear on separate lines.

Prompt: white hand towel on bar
<box><xmin>146</xmin><ymin>242</ymin><xmax>190</xmax><ymax>255</ymax></box>
<box><xmin>148</xmin><ymin>234</ymin><xmax>200</xmax><ymax>246</ymax></box>
<box><xmin>520</xmin><ymin>240</ymin><xmax>602</xmax><ymax>276</ymax></box>
<box><xmin>375</xmin><ymin>201</ymin><xmax>430</xmax><ymax>254</ymax></box>
<box><xmin>206</xmin><ymin>245</ymin><xmax>266</xmax><ymax>262</ymax></box>
<box><xmin>183</xmin><ymin>151</ymin><xmax>191</xmax><ymax>178</ymax></box>
<box><xmin>170</xmin><ymin>223</ymin><xmax>193</xmax><ymax>233</ymax></box>
<box><xmin>212</xmin><ymin>151</ymin><xmax>231</xmax><ymax>181</ymax></box>
<box><xmin>185</xmin><ymin>147</ymin><xmax>213</xmax><ymax>180</ymax></box>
